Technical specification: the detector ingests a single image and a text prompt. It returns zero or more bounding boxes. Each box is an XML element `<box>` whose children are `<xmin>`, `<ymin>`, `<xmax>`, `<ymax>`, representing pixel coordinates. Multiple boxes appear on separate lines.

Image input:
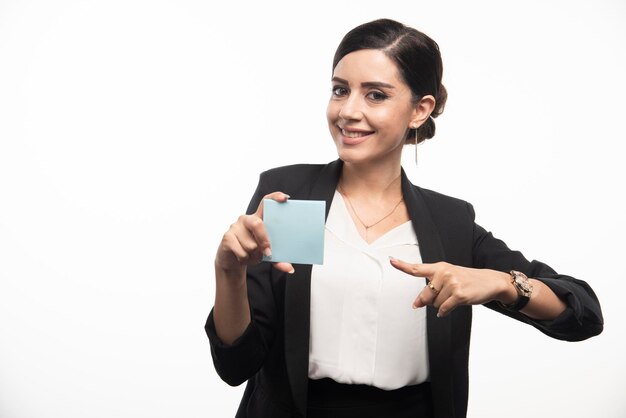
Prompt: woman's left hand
<box><xmin>389</xmin><ymin>258</ymin><xmax>514</xmax><ymax>317</ymax></box>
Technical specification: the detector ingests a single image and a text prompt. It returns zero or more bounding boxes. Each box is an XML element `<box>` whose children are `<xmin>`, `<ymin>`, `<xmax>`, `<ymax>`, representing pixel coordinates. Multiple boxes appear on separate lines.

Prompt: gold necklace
<box><xmin>338</xmin><ymin>184</ymin><xmax>404</xmax><ymax>241</ymax></box>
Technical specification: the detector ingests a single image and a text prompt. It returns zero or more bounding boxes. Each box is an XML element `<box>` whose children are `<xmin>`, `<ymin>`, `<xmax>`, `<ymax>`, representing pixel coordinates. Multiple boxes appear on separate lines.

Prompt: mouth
<box><xmin>339</xmin><ymin>127</ymin><xmax>374</xmax><ymax>145</ymax></box>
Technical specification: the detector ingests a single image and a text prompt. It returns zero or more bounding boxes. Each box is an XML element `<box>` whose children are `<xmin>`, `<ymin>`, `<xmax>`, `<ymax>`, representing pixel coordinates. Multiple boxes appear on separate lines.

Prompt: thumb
<box><xmin>255</xmin><ymin>191</ymin><xmax>291</xmax><ymax>218</ymax></box>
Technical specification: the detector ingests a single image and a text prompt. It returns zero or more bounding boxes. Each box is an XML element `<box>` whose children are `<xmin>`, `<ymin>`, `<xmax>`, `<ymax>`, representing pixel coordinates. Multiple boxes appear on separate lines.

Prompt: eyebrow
<box><xmin>331</xmin><ymin>77</ymin><xmax>396</xmax><ymax>89</ymax></box>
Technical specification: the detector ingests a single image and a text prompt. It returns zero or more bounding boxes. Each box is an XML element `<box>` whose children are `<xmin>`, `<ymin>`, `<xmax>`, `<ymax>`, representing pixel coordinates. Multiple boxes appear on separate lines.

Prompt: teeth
<box><xmin>342</xmin><ymin>129</ymin><xmax>368</xmax><ymax>138</ymax></box>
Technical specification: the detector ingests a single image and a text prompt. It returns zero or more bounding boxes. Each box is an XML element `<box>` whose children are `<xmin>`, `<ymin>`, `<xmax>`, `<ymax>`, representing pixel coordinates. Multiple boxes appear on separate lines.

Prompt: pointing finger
<box><xmin>389</xmin><ymin>257</ymin><xmax>438</xmax><ymax>278</ymax></box>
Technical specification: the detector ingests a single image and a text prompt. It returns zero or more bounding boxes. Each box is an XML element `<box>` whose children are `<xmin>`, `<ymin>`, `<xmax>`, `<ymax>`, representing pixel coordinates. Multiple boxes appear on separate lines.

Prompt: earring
<box><xmin>412</xmin><ymin>124</ymin><xmax>419</xmax><ymax>166</ymax></box>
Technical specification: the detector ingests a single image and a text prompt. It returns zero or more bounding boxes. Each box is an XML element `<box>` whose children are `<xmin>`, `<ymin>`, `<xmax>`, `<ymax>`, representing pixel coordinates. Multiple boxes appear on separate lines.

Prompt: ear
<box><xmin>409</xmin><ymin>95</ymin><xmax>436</xmax><ymax>128</ymax></box>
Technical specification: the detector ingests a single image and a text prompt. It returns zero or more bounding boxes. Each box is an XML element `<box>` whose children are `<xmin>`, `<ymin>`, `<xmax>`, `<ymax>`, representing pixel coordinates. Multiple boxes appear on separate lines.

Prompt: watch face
<box><xmin>518</xmin><ymin>280</ymin><xmax>532</xmax><ymax>294</ymax></box>
<box><xmin>512</xmin><ymin>271</ymin><xmax>533</xmax><ymax>296</ymax></box>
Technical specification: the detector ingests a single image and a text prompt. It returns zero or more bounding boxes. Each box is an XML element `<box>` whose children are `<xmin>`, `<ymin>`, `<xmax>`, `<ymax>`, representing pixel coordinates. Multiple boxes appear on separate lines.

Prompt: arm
<box><xmin>491</xmin><ymin>271</ymin><xmax>567</xmax><ymax>320</ymax></box>
<box><xmin>390</xmin><ymin>202</ymin><xmax>603</xmax><ymax>342</ymax></box>
<box><xmin>470</xmin><ymin>203</ymin><xmax>603</xmax><ymax>341</ymax></box>
<box><xmin>388</xmin><ymin>260</ymin><xmax>568</xmax><ymax>321</ymax></box>
<box><xmin>213</xmin><ymin>263</ymin><xmax>250</xmax><ymax>346</ymax></box>
<box><xmin>206</xmin><ymin>176</ymin><xmax>293</xmax><ymax>385</ymax></box>
<box><xmin>205</xmin><ymin>261</ymin><xmax>275</xmax><ymax>386</ymax></box>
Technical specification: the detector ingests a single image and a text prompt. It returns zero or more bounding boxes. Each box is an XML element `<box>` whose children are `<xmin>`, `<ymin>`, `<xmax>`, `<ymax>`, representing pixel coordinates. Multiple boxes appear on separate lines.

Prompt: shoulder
<box><xmin>259</xmin><ymin>162</ymin><xmax>327</xmax><ymax>181</ymax></box>
<box><xmin>406</xmin><ymin>183</ymin><xmax>477</xmax><ymax>233</ymax></box>
<box><xmin>255</xmin><ymin>160</ymin><xmax>339</xmax><ymax>198</ymax></box>
<box><xmin>408</xmin><ymin>184</ymin><xmax>477</xmax><ymax>261</ymax></box>
<box><xmin>413</xmin><ymin>184</ymin><xmax>473</xmax><ymax>215</ymax></box>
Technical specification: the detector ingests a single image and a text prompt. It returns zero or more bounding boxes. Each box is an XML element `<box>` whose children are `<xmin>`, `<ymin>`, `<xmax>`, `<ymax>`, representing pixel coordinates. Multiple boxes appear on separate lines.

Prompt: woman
<box><xmin>206</xmin><ymin>18</ymin><xmax>603</xmax><ymax>418</ymax></box>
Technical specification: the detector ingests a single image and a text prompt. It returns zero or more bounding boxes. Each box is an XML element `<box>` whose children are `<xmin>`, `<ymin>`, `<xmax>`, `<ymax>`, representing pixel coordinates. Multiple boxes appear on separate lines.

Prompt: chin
<box><xmin>335</xmin><ymin>148</ymin><xmax>372</xmax><ymax>165</ymax></box>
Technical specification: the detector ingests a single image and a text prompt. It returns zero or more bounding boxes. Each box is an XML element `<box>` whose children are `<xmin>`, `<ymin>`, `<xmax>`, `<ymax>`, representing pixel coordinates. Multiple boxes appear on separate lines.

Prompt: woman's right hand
<box><xmin>215</xmin><ymin>191</ymin><xmax>295</xmax><ymax>277</ymax></box>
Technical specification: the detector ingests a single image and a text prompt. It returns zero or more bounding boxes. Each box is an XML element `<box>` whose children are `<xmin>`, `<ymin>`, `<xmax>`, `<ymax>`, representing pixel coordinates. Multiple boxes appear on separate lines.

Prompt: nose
<box><xmin>338</xmin><ymin>94</ymin><xmax>363</xmax><ymax>121</ymax></box>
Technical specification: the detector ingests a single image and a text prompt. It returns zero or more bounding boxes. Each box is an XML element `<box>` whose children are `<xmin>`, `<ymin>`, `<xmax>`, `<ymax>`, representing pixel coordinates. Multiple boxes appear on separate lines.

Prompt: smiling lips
<box><xmin>340</xmin><ymin>127</ymin><xmax>374</xmax><ymax>145</ymax></box>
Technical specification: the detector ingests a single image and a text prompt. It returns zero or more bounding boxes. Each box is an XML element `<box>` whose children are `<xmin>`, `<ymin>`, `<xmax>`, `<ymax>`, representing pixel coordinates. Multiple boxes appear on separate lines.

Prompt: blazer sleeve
<box><xmin>467</xmin><ymin>203</ymin><xmax>604</xmax><ymax>342</ymax></box>
<box><xmin>205</xmin><ymin>171</ymin><xmax>280</xmax><ymax>386</ymax></box>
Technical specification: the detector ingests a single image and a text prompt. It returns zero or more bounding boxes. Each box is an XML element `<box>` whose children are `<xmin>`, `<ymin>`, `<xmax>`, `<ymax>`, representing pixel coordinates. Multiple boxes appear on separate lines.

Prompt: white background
<box><xmin>1</xmin><ymin>0</ymin><xmax>625</xmax><ymax>417</ymax></box>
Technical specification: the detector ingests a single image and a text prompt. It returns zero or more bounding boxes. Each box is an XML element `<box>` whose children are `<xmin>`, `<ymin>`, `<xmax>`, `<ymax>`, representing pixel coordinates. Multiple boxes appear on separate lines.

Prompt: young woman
<box><xmin>206</xmin><ymin>18</ymin><xmax>603</xmax><ymax>418</ymax></box>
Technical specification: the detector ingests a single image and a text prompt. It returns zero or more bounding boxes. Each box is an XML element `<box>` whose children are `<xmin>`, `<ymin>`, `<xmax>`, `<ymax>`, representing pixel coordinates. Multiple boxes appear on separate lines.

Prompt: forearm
<box><xmin>497</xmin><ymin>274</ymin><xmax>567</xmax><ymax>320</ymax></box>
<box><xmin>521</xmin><ymin>279</ymin><xmax>567</xmax><ymax>320</ymax></box>
<box><xmin>213</xmin><ymin>264</ymin><xmax>251</xmax><ymax>345</ymax></box>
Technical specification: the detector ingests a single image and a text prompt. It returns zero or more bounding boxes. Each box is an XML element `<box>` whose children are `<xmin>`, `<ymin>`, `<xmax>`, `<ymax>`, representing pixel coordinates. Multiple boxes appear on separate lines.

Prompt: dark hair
<box><xmin>332</xmin><ymin>18</ymin><xmax>447</xmax><ymax>144</ymax></box>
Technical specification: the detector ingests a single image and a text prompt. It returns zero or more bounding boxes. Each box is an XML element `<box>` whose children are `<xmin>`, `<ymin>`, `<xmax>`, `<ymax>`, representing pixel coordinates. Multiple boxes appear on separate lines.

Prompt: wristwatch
<box><xmin>500</xmin><ymin>270</ymin><xmax>533</xmax><ymax>311</ymax></box>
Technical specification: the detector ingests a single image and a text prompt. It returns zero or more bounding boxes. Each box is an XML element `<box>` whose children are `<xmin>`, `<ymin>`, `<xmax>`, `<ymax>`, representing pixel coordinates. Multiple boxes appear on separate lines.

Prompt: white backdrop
<box><xmin>1</xmin><ymin>0</ymin><xmax>625</xmax><ymax>417</ymax></box>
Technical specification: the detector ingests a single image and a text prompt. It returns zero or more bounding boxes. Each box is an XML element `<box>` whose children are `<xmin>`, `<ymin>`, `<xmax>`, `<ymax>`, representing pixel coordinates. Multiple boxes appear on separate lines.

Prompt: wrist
<box><xmin>497</xmin><ymin>270</ymin><xmax>534</xmax><ymax>311</ymax></box>
<box><xmin>213</xmin><ymin>262</ymin><xmax>251</xmax><ymax>345</ymax></box>
<box><xmin>215</xmin><ymin>260</ymin><xmax>247</xmax><ymax>287</ymax></box>
<box><xmin>495</xmin><ymin>270</ymin><xmax>518</xmax><ymax>305</ymax></box>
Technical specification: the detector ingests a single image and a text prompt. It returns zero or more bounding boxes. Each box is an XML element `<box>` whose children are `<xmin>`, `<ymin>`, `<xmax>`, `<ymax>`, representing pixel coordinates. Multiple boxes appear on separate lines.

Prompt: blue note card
<box><xmin>262</xmin><ymin>199</ymin><xmax>325</xmax><ymax>265</ymax></box>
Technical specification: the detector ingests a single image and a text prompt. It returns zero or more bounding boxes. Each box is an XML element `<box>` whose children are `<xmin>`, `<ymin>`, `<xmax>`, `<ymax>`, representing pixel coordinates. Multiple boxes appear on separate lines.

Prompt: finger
<box><xmin>241</xmin><ymin>215</ymin><xmax>272</xmax><ymax>258</ymax></box>
<box><xmin>251</xmin><ymin>192</ymin><xmax>290</xmax><ymax>258</ymax></box>
<box><xmin>221</xmin><ymin>231</ymin><xmax>255</xmax><ymax>264</ymax></box>
<box><xmin>389</xmin><ymin>257</ymin><xmax>438</xmax><ymax>278</ymax></box>
<box><xmin>273</xmin><ymin>262</ymin><xmax>295</xmax><ymax>274</ymax></box>
<box><xmin>254</xmin><ymin>191</ymin><xmax>291</xmax><ymax>218</ymax></box>
<box><xmin>412</xmin><ymin>290</ymin><xmax>428</xmax><ymax>309</ymax></box>
<box><xmin>413</xmin><ymin>284</ymin><xmax>437</xmax><ymax>309</ymax></box>
<box><xmin>431</xmin><ymin>284</ymin><xmax>451</xmax><ymax>310</ymax></box>
<box><xmin>436</xmin><ymin>295</ymin><xmax>460</xmax><ymax>318</ymax></box>
<box><xmin>231</xmin><ymin>221</ymin><xmax>260</xmax><ymax>253</ymax></box>
<box><xmin>233</xmin><ymin>230</ymin><xmax>264</xmax><ymax>264</ymax></box>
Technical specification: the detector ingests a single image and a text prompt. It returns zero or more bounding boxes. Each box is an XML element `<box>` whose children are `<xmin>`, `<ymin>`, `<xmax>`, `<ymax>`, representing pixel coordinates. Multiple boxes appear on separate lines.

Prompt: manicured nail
<box><xmin>389</xmin><ymin>256</ymin><xmax>397</xmax><ymax>262</ymax></box>
<box><xmin>283</xmin><ymin>194</ymin><xmax>291</xmax><ymax>199</ymax></box>
<box><xmin>412</xmin><ymin>303</ymin><xmax>418</xmax><ymax>309</ymax></box>
<box><xmin>288</xmin><ymin>268</ymin><xmax>295</xmax><ymax>274</ymax></box>
<box><xmin>263</xmin><ymin>248</ymin><xmax>272</xmax><ymax>258</ymax></box>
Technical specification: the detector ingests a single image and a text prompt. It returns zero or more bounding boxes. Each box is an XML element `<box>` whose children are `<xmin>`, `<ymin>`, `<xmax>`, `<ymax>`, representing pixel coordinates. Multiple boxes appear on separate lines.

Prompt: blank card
<box><xmin>262</xmin><ymin>199</ymin><xmax>325</xmax><ymax>265</ymax></box>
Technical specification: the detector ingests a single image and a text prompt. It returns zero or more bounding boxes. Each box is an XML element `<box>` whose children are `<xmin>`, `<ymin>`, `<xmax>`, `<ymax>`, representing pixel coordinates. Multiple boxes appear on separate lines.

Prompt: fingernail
<box><xmin>412</xmin><ymin>303</ymin><xmax>417</xmax><ymax>309</ymax></box>
<box><xmin>389</xmin><ymin>256</ymin><xmax>397</xmax><ymax>262</ymax></box>
<box><xmin>283</xmin><ymin>194</ymin><xmax>291</xmax><ymax>199</ymax></box>
<box><xmin>263</xmin><ymin>248</ymin><xmax>272</xmax><ymax>258</ymax></box>
<box><xmin>437</xmin><ymin>311</ymin><xmax>442</xmax><ymax>318</ymax></box>
<box><xmin>288</xmin><ymin>268</ymin><xmax>295</xmax><ymax>274</ymax></box>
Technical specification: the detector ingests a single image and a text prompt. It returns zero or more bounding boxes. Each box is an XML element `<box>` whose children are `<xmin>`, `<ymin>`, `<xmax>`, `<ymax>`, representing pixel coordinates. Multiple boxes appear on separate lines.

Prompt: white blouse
<box><xmin>308</xmin><ymin>191</ymin><xmax>429</xmax><ymax>390</ymax></box>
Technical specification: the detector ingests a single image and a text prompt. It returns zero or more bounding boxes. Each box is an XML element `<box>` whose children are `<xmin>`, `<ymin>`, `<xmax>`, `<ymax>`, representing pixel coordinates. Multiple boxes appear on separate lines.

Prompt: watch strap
<box><xmin>500</xmin><ymin>294</ymin><xmax>530</xmax><ymax>311</ymax></box>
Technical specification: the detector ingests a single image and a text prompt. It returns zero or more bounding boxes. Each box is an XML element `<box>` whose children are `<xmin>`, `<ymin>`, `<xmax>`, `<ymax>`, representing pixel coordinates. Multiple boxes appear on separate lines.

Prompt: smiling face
<box><xmin>327</xmin><ymin>49</ymin><xmax>420</xmax><ymax>166</ymax></box>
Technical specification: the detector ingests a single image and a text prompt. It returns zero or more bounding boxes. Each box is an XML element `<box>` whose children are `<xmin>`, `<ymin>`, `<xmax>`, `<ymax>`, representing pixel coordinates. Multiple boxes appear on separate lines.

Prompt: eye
<box><xmin>331</xmin><ymin>85</ymin><xmax>348</xmax><ymax>97</ymax></box>
<box><xmin>366</xmin><ymin>90</ymin><xmax>388</xmax><ymax>102</ymax></box>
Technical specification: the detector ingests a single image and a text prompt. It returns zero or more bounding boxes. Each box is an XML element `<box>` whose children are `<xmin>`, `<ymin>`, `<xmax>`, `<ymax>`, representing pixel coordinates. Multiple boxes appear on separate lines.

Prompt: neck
<box><xmin>339</xmin><ymin>158</ymin><xmax>403</xmax><ymax>199</ymax></box>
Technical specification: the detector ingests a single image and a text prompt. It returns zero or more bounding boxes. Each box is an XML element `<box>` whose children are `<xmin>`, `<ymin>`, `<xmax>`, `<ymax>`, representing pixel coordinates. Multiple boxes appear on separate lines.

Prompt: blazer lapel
<box><xmin>401</xmin><ymin>169</ymin><xmax>454</xmax><ymax>418</ymax></box>
<box><xmin>284</xmin><ymin>159</ymin><xmax>342</xmax><ymax>417</ymax></box>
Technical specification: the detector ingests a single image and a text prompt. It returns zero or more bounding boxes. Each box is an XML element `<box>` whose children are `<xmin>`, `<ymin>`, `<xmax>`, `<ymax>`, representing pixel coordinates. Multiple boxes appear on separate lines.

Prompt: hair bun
<box><xmin>431</xmin><ymin>84</ymin><xmax>447</xmax><ymax>119</ymax></box>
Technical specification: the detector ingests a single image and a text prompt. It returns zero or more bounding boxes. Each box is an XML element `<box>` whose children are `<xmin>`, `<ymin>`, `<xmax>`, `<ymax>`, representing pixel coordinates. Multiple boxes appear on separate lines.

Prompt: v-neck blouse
<box><xmin>308</xmin><ymin>191</ymin><xmax>429</xmax><ymax>390</ymax></box>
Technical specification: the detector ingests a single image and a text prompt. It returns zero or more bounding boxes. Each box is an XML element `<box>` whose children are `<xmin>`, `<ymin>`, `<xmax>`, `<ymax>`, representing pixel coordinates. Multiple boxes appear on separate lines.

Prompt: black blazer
<box><xmin>206</xmin><ymin>159</ymin><xmax>603</xmax><ymax>418</ymax></box>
